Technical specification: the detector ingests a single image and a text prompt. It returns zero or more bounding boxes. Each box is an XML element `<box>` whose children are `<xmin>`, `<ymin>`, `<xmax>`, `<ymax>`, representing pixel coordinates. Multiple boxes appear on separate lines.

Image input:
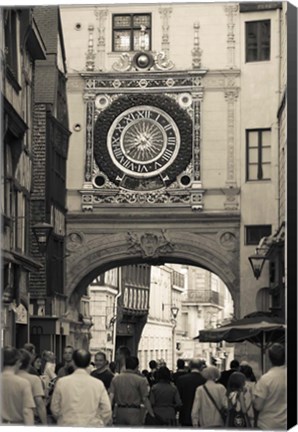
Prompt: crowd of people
<box><xmin>1</xmin><ymin>342</ymin><xmax>286</xmax><ymax>429</ymax></box>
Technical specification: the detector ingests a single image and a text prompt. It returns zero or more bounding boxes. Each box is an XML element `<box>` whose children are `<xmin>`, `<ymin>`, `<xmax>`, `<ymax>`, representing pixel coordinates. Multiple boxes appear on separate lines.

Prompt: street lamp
<box><xmin>32</xmin><ymin>222</ymin><xmax>53</xmax><ymax>254</ymax></box>
<box><xmin>170</xmin><ymin>305</ymin><xmax>179</xmax><ymax>319</ymax></box>
<box><xmin>248</xmin><ymin>247</ymin><xmax>270</xmax><ymax>280</ymax></box>
<box><xmin>170</xmin><ymin>305</ymin><xmax>179</xmax><ymax>371</ymax></box>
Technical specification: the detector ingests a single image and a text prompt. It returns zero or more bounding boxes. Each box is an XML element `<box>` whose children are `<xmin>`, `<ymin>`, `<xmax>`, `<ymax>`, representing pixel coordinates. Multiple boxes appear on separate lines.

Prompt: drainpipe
<box><xmin>112</xmin><ymin>267</ymin><xmax>122</xmax><ymax>361</ymax></box>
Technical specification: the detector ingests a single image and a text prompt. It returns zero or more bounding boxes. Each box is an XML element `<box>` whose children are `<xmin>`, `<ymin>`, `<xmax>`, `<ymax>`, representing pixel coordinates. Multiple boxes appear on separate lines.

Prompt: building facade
<box><xmin>27</xmin><ymin>7</ymin><xmax>73</xmax><ymax>359</ymax></box>
<box><xmin>1</xmin><ymin>3</ymin><xmax>290</xmax><ymax>366</ymax></box>
<box><xmin>60</xmin><ymin>2</ymin><xmax>286</xmax><ymax>362</ymax></box>
<box><xmin>1</xmin><ymin>8</ymin><xmax>46</xmax><ymax>348</ymax></box>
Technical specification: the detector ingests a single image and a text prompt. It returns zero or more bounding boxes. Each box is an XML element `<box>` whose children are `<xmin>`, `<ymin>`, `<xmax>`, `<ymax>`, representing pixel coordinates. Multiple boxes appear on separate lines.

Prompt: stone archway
<box><xmin>65</xmin><ymin>227</ymin><xmax>240</xmax><ymax>316</ymax></box>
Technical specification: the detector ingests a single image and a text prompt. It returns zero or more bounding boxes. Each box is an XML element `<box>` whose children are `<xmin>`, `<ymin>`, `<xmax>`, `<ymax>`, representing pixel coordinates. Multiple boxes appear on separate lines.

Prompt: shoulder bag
<box><xmin>202</xmin><ymin>384</ymin><xmax>227</xmax><ymax>424</ymax></box>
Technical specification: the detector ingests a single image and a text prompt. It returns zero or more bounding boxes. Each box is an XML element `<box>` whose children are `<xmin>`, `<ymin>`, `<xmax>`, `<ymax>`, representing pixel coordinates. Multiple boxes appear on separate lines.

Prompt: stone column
<box><xmin>223</xmin><ymin>85</ymin><xmax>240</xmax><ymax>210</ymax></box>
<box><xmin>224</xmin><ymin>4</ymin><xmax>238</xmax><ymax>69</ymax></box>
<box><xmin>94</xmin><ymin>8</ymin><xmax>108</xmax><ymax>70</ymax></box>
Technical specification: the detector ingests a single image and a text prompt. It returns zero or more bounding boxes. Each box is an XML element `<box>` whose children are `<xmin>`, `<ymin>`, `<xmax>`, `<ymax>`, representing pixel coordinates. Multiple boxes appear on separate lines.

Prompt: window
<box><xmin>246</xmin><ymin>20</ymin><xmax>270</xmax><ymax>62</ymax></box>
<box><xmin>245</xmin><ymin>225</ymin><xmax>272</xmax><ymax>245</ymax></box>
<box><xmin>246</xmin><ymin>129</ymin><xmax>271</xmax><ymax>181</ymax></box>
<box><xmin>4</xmin><ymin>10</ymin><xmax>19</xmax><ymax>80</ymax></box>
<box><xmin>112</xmin><ymin>14</ymin><xmax>151</xmax><ymax>52</ymax></box>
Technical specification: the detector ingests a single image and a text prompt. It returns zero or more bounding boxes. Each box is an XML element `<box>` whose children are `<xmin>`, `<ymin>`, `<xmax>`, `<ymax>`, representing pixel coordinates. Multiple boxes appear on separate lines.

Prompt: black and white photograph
<box><xmin>0</xmin><ymin>0</ymin><xmax>297</xmax><ymax>430</ymax></box>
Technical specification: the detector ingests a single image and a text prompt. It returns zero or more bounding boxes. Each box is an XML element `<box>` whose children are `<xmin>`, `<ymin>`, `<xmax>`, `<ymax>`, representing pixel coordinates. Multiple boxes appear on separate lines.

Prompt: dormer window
<box><xmin>112</xmin><ymin>13</ymin><xmax>151</xmax><ymax>52</ymax></box>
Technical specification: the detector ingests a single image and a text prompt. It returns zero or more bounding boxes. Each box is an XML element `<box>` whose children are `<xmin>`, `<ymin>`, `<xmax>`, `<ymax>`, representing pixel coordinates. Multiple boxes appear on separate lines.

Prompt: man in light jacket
<box><xmin>51</xmin><ymin>349</ymin><xmax>112</xmax><ymax>427</ymax></box>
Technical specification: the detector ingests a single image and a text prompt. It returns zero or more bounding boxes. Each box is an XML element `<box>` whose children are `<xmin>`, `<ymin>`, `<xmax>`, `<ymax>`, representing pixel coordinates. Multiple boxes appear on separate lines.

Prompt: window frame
<box><xmin>112</xmin><ymin>13</ymin><xmax>152</xmax><ymax>52</ymax></box>
<box><xmin>245</xmin><ymin>225</ymin><xmax>272</xmax><ymax>246</ymax></box>
<box><xmin>4</xmin><ymin>9</ymin><xmax>21</xmax><ymax>91</ymax></box>
<box><xmin>246</xmin><ymin>128</ymin><xmax>271</xmax><ymax>181</ymax></box>
<box><xmin>245</xmin><ymin>19</ymin><xmax>271</xmax><ymax>63</ymax></box>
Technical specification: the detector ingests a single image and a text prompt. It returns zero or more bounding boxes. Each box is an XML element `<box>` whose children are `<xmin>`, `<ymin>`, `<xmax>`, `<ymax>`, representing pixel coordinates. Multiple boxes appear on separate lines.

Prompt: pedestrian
<box><xmin>148</xmin><ymin>366</ymin><xmax>182</xmax><ymax>426</ymax></box>
<box><xmin>41</xmin><ymin>350</ymin><xmax>57</xmax><ymax>389</ymax></box>
<box><xmin>253</xmin><ymin>343</ymin><xmax>286</xmax><ymax>430</ymax></box>
<box><xmin>109</xmin><ymin>361</ymin><xmax>117</xmax><ymax>374</ymax></box>
<box><xmin>172</xmin><ymin>359</ymin><xmax>188</xmax><ymax>385</ymax></box>
<box><xmin>147</xmin><ymin>359</ymin><xmax>158</xmax><ymax>387</ymax></box>
<box><xmin>109</xmin><ymin>355</ymin><xmax>155</xmax><ymax>426</ymax></box>
<box><xmin>56</xmin><ymin>345</ymin><xmax>75</xmax><ymax>377</ymax></box>
<box><xmin>50</xmin><ymin>348</ymin><xmax>112</xmax><ymax>426</ymax></box>
<box><xmin>17</xmin><ymin>349</ymin><xmax>47</xmax><ymax>425</ymax></box>
<box><xmin>217</xmin><ymin>359</ymin><xmax>240</xmax><ymax>388</ymax></box>
<box><xmin>1</xmin><ymin>346</ymin><xmax>35</xmax><ymax>425</ymax></box>
<box><xmin>191</xmin><ymin>365</ymin><xmax>227</xmax><ymax>428</ymax></box>
<box><xmin>91</xmin><ymin>351</ymin><xmax>114</xmax><ymax>391</ymax></box>
<box><xmin>31</xmin><ymin>354</ymin><xmax>43</xmax><ymax>376</ymax></box>
<box><xmin>176</xmin><ymin>358</ymin><xmax>206</xmax><ymax>426</ymax></box>
<box><xmin>226</xmin><ymin>371</ymin><xmax>252</xmax><ymax>428</ymax></box>
<box><xmin>240</xmin><ymin>364</ymin><xmax>257</xmax><ymax>426</ymax></box>
<box><xmin>115</xmin><ymin>345</ymin><xmax>131</xmax><ymax>373</ymax></box>
<box><xmin>23</xmin><ymin>342</ymin><xmax>39</xmax><ymax>376</ymax></box>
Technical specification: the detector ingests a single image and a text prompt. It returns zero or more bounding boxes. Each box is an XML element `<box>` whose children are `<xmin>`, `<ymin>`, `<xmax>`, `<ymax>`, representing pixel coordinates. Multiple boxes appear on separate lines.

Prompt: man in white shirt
<box><xmin>1</xmin><ymin>347</ymin><xmax>35</xmax><ymax>425</ymax></box>
<box><xmin>253</xmin><ymin>343</ymin><xmax>286</xmax><ymax>430</ymax></box>
<box><xmin>50</xmin><ymin>348</ymin><xmax>112</xmax><ymax>427</ymax></box>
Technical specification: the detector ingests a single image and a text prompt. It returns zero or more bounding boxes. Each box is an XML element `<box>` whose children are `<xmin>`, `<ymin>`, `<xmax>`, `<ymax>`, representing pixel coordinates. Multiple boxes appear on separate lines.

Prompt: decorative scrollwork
<box><xmin>127</xmin><ymin>230</ymin><xmax>175</xmax><ymax>258</ymax></box>
<box><xmin>154</xmin><ymin>52</ymin><xmax>175</xmax><ymax>71</ymax></box>
<box><xmin>112</xmin><ymin>53</ymin><xmax>132</xmax><ymax>72</ymax></box>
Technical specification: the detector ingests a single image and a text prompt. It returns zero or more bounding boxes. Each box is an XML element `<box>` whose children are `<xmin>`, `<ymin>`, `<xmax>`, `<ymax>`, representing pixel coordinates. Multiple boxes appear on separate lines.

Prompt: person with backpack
<box><xmin>226</xmin><ymin>371</ymin><xmax>252</xmax><ymax>428</ymax></box>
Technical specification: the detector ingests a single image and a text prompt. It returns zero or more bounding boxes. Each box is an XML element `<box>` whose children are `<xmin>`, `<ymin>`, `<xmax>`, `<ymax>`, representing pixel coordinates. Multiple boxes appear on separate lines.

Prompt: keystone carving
<box><xmin>127</xmin><ymin>230</ymin><xmax>174</xmax><ymax>258</ymax></box>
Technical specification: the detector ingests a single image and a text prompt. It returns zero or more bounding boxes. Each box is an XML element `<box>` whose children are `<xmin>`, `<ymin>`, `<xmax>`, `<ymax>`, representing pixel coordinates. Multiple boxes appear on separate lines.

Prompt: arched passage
<box><xmin>65</xmin><ymin>229</ymin><xmax>240</xmax><ymax>316</ymax></box>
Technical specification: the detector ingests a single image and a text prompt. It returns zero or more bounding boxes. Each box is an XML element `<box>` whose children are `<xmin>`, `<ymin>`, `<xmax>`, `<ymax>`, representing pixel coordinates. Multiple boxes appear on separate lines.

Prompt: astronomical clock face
<box><xmin>107</xmin><ymin>106</ymin><xmax>180</xmax><ymax>178</ymax></box>
<box><xmin>93</xmin><ymin>94</ymin><xmax>192</xmax><ymax>191</ymax></box>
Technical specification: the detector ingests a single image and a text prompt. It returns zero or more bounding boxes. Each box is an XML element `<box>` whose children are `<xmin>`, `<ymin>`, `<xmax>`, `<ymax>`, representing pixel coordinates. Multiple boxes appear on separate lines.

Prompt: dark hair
<box><xmin>109</xmin><ymin>361</ymin><xmax>116</xmax><ymax>373</ymax></box>
<box><xmin>230</xmin><ymin>359</ymin><xmax>240</xmax><ymax>369</ymax></box>
<box><xmin>240</xmin><ymin>364</ymin><xmax>256</xmax><ymax>382</ymax></box>
<box><xmin>72</xmin><ymin>349</ymin><xmax>91</xmax><ymax>368</ymax></box>
<box><xmin>125</xmin><ymin>356</ymin><xmax>139</xmax><ymax>370</ymax></box>
<box><xmin>142</xmin><ymin>369</ymin><xmax>149</xmax><ymax>377</ymax></box>
<box><xmin>19</xmin><ymin>349</ymin><xmax>32</xmax><ymax>370</ymax></box>
<box><xmin>32</xmin><ymin>354</ymin><xmax>42</xmax><ymax>365</ymax></box>
<box><xmin>268</xmin><ymin>343</ymin><xmax>285</xmax><ymax>366</ymax></box>
<box><xmin>23</xmin><ymin>343</ymin><xmax>35</xmax><ymax>354</ymax></box>
<box><xmin>227</xmin><ymin>372</ymin><xmax>246</xmax><ymax>393</ymax></box>
<box><xmin>64</xmin><ymin>345</ymin><xmax>74</xmax><ymax>352</ymax></box>
<box><xmin>2</xmin><ymin>347</ymin><xmax>20</xmax><ymax>367</ymax></box>
<box><xmin>117</xmin><ymin>346</ymin><xmax>131</xmax><ymax>358</ymax></box>
<box><xmin>157</xmin><ymin>366</ymin><xmax>171</xmax><ymax>383</ymax></box>
<box><xmin>177</xmin><ymin>359</ymin><xmax>185</xmax><ymax>369</ymax></box>
<box><xmin>149</xmin><ymin>360</ymin><xmax>157</xmax><ymax>369</ymax></box>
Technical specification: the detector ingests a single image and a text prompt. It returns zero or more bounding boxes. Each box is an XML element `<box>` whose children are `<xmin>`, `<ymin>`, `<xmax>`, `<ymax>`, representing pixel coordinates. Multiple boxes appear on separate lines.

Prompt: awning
<box><xmin>2</xmin><ymin>249</ymin><xmax>42</xmax><ymax>271</ymax></box>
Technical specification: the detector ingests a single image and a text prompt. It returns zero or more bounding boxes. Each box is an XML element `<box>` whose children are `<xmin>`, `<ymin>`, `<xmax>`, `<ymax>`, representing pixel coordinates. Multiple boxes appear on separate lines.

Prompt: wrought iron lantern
<box><xmin>32</xmin><ymin>222</ymin><xmax>53</xmax><ymax>254</ymax></box>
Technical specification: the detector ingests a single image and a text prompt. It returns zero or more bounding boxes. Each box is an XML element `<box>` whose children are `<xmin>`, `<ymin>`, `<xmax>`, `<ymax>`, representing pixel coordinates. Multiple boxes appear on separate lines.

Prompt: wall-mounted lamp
<box><xmin>162</xmin><ymin>303</ymin><xmax>179</xmax><ymax>320</ymax></box>
<box><xmin>32</xmin><ymin>222</ymin><xmax>53</xmax><ymax>254</ymax></box>
<box><xmin>170</xmin><ymin>305</ymin><xmax>179</xmax><ymax>319</ymax></box>
<box><xmin>248</xmin><ymin>247</ymin><xmax>270</xmax><ymax>280</ymax></box>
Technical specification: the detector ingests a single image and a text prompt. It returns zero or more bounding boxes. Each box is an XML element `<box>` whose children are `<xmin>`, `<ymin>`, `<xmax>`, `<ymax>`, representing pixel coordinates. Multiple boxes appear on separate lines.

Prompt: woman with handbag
<box><xmin>191</xmin><ymin>366</ymin><xmax>227</xmax><ymax>428</ymax></box>
<box><xmin>226</xmin><ymin>372</ymin><xmax>252</xmax><ymax>428</ymax></box>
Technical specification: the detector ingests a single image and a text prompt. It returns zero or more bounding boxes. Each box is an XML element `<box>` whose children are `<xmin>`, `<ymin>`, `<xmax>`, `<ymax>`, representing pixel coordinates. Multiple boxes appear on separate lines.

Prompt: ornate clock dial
<box><xmin>107</xmin><ymin>106</ymin><xmax>180</xmax><ymax>178</ymax></box>
<box><xmin>93</xmin><ymin>94</ymin><xmax>193</xmax><ymax>191</ymax></box>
